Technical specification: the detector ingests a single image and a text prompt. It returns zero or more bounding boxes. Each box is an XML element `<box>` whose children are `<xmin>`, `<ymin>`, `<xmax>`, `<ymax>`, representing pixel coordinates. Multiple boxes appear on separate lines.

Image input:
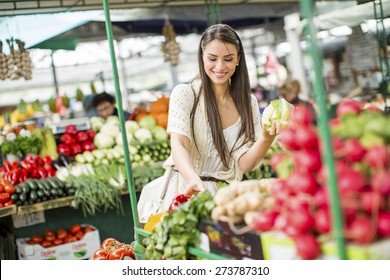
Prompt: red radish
<box><xmin>331</xmin><ymin>136</ymin><xmax>344</xmax><ymax>157</ymax></box>
<box><xmin>360</xmin><ymin>191</ymin><xmax>384</xmax><ymax>213</ymax></box>
<box><xmin>294</xmin><ymin>126</ymin><xmax>319</xmax><ymax>150</ymax></box>
<box><xmin>57</xmin><ymin>144</ymin><xmax>71</xmax><ymax>156</ymax></box>
<box><xmin>270</xmin><ymin>179</ymin><xmax>290</xmax><ymax>202</ymax></box>
<box><xmin>377</xmin><ymin>212</ymin><xmax>390</xmax><ymax>237</ymax></box>
<box><xmin>287</xmin><ymin>171</ymin><xmax>318</xmax><ymax>195</ymax></box>
<box><xmin>347</xmin><ymin>216</ymin><xmax>376</xmax><ymax>244</ymax></box>
<box><xmin>314</xmin><ymin>187</ymin><xmax>328</xmax><ymax>209</ymax></box>
<box><xmin>291</xmin><ymin>106</ymin><xmax>315</xmax><ymax>127</ymax></box>
<box><xmin>329</xmin><ymin>118</ymin><xmax>341</xmax><ymax>128</ymax></box>
<box><xmin>343</xmin><ymin>207</ymin><xmax>358</xmax><ymax>226</ymax></box>
<box><xmin>288</xmin><ymin>207</ymin><xmax>314</xmax><ymax>234</ymax></box>
<box><xmin>336</xmin><ymin>99</ymin><xmax>361</xmax><ymax>117</ymax></box>
<box><xmin>274</xmin><ymin>214</ymin><xmax>288</xmax><ymax>232</ymax></box>
<box><xmin>370</xmin><ymin>170</ymin><xmax>390</xmax><ymax>195</ymax></box>
<box><xmin>343</xmin><ymin>138</ymin><xmax>366</xmax><ymax>163</ymax></box>
<box><xmin>278</xmin><ymin>127</ymin><xmax>300</xmax><ymax>150</ymax></box>
<box><xmin>252</xmin><ymin>211</ymin><xmax>278</xmax><ymax>232</ymax></box>
<box><xmin>284</xmin><ymin>225</ymin><xmax>300</xmax><ymax>238</ymax></box>
<box><xmin>270</xmin><ymin>153</ymin><xmax>287</xmax><ymax>171</ymax></box>
<box><xmin>338</xmin><ymin>168</ymin><xmax>366</xmax><ymax>193</ymax></box>
<box><xmin>364</xmin><ymin>145</ymin><xmax>389</xmax><ymax>169</ymax></box>
<box><xmin>317</xmin><ymin>160</ymin><xmax>348</xmax><ymax>185</ymax></box>
<box><xmin>86</xmin><ymin>130</ymin><xmax>96</xmax><ymax>141</ymax></box>
<box><xmin>293</xmin><ymin>149</ymin><xmax>322</xmax><ymax>173</ymax></box>
<box><xmin>293</xmin><ymin>234</ymin><xmax>321</xmax><ymax>260</ymax></box>
<box><xmin>314</xmin><ymin>208</ymin><xmax>331</xmax><ymax>234</ymax></box>
<box><xmin>65</xmin><ymin>125</ymin><xmax>78</xmax><ymax>135</ymax></box>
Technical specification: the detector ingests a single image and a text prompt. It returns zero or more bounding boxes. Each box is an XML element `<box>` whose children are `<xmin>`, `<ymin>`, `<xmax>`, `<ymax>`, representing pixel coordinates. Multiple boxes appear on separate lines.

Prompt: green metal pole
<box><xmin>204</xmin><ymin>0</ymin><xmax>221</xmax><ymax>26</ymax></box>
<box><xmin>300</xmin><ymin>0</ymin><xmax>347</xmax><ymax>259</ymax></box>
<box><xmin>102</xmin><ymin>0</ymin><xmax>144</xmax><ymax>252</ymax></box>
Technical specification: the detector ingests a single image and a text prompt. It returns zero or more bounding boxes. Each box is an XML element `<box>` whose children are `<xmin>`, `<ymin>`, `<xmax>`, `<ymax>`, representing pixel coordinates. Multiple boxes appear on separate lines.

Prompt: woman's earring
<box><xmin>236</xmin><ymin>64</ymin><xmax>239</xmax><ymax>66</ymax></box>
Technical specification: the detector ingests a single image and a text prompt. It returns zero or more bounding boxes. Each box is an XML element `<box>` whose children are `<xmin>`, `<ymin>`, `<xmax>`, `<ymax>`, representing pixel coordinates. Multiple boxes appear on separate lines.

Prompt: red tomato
<box><xmin>75</xmin><ymin>231</ymin><xmax>85</xmax><ymax>240</ymax></box>
<box><xmin>109</xmin><ymin>247</ymin><xmax>127</xmax><ymax>260</ymax></box>
<box><xmin>3</xmin><ymin>181</ymin><xmax>15</xmax><ymax>194</ymax></box>
<box><xmin>0</xmin><ymin>203</ymin><xmax>3</xmax><ymax>208</ymax></box>
<box><xmin>45</xmin><ymin>234</ymin><xmax>56</xmax><ymax>242</ymax></box>
<box><xmin>69</xmin><ymin>224</ymin><xmax>81</xmax><ymax>235</ymax></box>
<box><xmin>101</xmin><ymin>238</ymin><xmax>119</xmax><ymax>249</ymax></box>
<box><xmin>53</xmin><ymin>238</ymin><xmax>64</xmax><ymax>246</ymax></box>
<box><xmin>93</xmin><ymin>249</ymin><xmax>109</xmax><ymax>260</ymax></box>
<box><xmin>40</xmin><ymin>240</ymin><xmax>53</xmax><ymax>248</ymax></box>
<box><xmin>122</xmin><ymin>244</ymin><xmax>135</xmax><ymax>259</ymax></box>
<box><xmin>64</xmin><ymin>235</ymin><xmax>77</xmax><ymax>243</ymax></box>
<box><xmin>4</xmin><ymin>200</ymin><xmax>14</xmax><ymax>207</ymax></box>
<box><xmin>45</xmin><ymin>230</ymin><xmax>56</xmax><ymax>237</ymax></box>
<box><xmin>83</xmin><ymin>226</ymin><xmax>94</xmax><ymax>233</ymax></box>
<box><xmin>30</xmin><ymin>235</ymin><xmax>43</xmax><ymax>243</ymax></box>
<box><xmin>0</xmin><ymin>184</ymin><xmax>4</xmax><ymax>193</ymax></box>
<box><xmin>57</xmin><ymin>228</ymin><xmax>68</xmax><ymax>240</ymax></box>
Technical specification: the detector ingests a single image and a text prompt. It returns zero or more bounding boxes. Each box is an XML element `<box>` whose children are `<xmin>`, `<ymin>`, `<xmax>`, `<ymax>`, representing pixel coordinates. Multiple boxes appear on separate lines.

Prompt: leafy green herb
<box><xmin>1</xmin><ymin>135</ymin><xmax>42</xmax><ymax>158</ymax></box>
<box><xmin>145</xmin><ymin>191</ymin><xmax>215</xmax><ymax>260</ymax></box>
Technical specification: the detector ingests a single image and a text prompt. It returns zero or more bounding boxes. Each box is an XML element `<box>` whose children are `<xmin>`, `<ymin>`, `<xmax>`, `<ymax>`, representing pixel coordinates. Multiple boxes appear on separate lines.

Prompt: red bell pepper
<box><xmin>11</xmin><ymin>161</ymin><xmax>20</xmax><ymax>171</ymax></box>
<box><xmin>3</xmin><ymin>161</ymin><xmax>12</xmax><ymax>172</ymax></box>
<box><xmin>168</xmin><ymin>194</ymin><xmax>191</xmax><ymax>211</ymax></box>
<box><xmin>0</xmin><ymin>193</ymin><xmax>11</xmax><ymax>204</ymax></box>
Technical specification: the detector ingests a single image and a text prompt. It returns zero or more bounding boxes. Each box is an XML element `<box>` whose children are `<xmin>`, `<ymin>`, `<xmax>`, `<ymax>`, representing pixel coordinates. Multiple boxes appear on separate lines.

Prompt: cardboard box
<box><xmin>261</xmin><ymin>231</ymin><xmax>390</xmax><ymax>260</ymax></box>
<box><xmin>16</xmin><ymin>224</ymin><xmax>101</xmax><ymax>260</ymax></box>
<box><xmin>199</xmin><ymin>219</ymin><xmax>263</xmax><ymax>260</ymax></box>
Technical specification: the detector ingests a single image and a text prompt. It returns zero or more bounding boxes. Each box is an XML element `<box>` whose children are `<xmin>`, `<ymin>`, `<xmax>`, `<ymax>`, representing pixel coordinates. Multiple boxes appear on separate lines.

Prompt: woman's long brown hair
<box><xmin>190</xmin><ymin>24</ymin><xmax>255</xmax><ymax>169</ymax></box>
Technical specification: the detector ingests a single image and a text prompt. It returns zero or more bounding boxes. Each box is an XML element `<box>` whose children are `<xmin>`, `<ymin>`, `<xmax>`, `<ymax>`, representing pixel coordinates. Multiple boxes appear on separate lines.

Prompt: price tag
<box><xmin>12</xmin><ymin>211</ymin><xmax>45</xmax><ymax>228</ymax></box>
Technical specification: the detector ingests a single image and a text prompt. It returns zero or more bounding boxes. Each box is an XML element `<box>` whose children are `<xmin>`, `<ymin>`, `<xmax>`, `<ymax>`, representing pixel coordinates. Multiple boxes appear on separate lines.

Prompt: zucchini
<box><xmin>46</xmin><ymin>178</ymin><xmax>60</xmax><ymax>189</ymax></box>
<box><xmin>19</xmin><ymin>193</ymin><xmax>27</xmax><ymax>202</ymax></box>
<box><xmin>25</xmin><ymin>179</ymin><xmax>38</xmax><ymax>191</ymax></box>
<box><xmin>15</xmin><ymin>184</ymin><xmax>24</xmax><ymax>194</ymax></box>
<box><xmin>50</xmin><ymin>188</ymin><xmax>58</xmax><ymax>197</ymax></box>
<box><xmin>10</xmin><ymin>193</ymin><xmax>19</xmax><ymax>202</ymax></box>
<box><xmin>21</xmin><ymin>184</ymin><xmax>30</xmax><ymax>194</ymax></box>
<box><xmin>36</xmin><ymin>190</ymin><xmax>45</xmax><ymax>198</ymax></box>
<box><xmin>29</xmin><ymin>190</ymin><xmax>38</xmax><ymax>202</ymax></box>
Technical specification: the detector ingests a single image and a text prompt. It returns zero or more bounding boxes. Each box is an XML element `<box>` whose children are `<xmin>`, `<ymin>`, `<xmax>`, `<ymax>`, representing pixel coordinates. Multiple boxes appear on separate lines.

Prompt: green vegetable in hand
<box><xmin>261</xmin><ymin>98</ymin><xmax>293</xmax><ymax>132</ymax></box>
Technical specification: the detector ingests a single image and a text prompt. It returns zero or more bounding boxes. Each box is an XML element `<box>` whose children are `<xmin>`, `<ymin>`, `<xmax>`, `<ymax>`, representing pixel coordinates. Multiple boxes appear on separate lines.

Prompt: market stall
<box><xmin>1</xmin><ymin>0</ymin><xmax>390</xmax><ymax>261</ymax></box>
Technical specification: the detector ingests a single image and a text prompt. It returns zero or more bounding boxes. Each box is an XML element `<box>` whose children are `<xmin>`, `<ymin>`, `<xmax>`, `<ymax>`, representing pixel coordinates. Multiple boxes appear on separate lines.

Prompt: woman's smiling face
<box><xmin>202</xmin><ymin>39</ymin><xmax>239</xmax><ymax>87</ymax></box>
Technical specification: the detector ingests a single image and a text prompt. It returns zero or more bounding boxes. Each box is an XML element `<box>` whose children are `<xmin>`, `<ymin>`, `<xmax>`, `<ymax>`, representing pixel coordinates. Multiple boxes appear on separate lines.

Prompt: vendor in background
<box><xmin>91</xmin><ymin>92</ymin><xmax>131</xmax><ymax>120</ymax></box>
<box><xmin>278</xmin><ymin>80</ymin><xmax>317</xmax><ymax>123</ymax></box>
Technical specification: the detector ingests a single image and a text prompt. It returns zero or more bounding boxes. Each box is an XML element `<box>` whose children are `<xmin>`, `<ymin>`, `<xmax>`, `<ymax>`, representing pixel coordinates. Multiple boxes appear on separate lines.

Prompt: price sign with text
<box><xmin>12</xmin><ymin>211</ymin><xmax>45</xmax><ymax>228</ymax></box>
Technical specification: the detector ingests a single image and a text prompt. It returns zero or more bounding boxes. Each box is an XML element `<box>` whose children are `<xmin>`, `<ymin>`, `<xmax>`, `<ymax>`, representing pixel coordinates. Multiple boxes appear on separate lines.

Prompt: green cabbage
<box><xmin>261</xmin><ymin>98</ymin><xmax>294</xmax><ymax>132</ymax></box>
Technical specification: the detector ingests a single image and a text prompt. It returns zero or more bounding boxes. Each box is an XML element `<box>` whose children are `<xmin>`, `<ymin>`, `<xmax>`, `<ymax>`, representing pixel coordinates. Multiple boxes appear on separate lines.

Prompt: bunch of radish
<box><xmin>251</xmin><ymin>101</ymin><xmax>390</xmax><ymax>260</ymax></box>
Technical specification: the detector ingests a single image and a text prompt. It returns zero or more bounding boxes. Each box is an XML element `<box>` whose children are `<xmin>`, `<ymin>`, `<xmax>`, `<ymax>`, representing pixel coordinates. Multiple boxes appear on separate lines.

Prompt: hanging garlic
<box><xmin>161</xmin><ymin>20</ymin><xmax>181</xmax><ymax>66</ymax></box>
<box><xmin>0</xmin><ymin>41</ymin><xmax>7</xmax><ymax>80</ymax></box>
<box><xmin>16</xmin><ymin>39</ymin><xmax>32</xmax><ymax>80</ymax></box>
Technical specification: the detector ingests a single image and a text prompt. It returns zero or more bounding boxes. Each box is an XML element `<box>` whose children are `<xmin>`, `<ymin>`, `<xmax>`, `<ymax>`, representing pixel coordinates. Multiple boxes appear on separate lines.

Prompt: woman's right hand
<box><xmin>185</xmin><ymin>179</ymin><xmax>205</xmax><ymax>196</ymax></box>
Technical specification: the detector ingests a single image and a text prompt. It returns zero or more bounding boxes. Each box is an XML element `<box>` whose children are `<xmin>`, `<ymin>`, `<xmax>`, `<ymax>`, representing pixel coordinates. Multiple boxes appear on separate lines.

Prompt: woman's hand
<box><xmin>262</xmin><ymin>121</ymin><xmax>286</xmax><ymax>139</ymax></box>
<box><xmin>185</xmin><ymin>180</ymin><xmax>205</xmax><ymax>196</ymax></box>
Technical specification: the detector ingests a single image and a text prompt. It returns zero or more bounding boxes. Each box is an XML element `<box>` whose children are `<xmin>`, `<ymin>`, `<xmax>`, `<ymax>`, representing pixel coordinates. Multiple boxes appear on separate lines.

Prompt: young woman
<box><xmin>137</xmin><ymin>24</ymin><xmax>282</xmax><ymax>223</ymax></box>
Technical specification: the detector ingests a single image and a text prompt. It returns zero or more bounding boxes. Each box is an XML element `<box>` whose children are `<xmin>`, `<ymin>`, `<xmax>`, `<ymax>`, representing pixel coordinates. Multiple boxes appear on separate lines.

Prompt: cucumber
<box><xmin>19</xmin><ymin>193</ymin><xmax>27</xmax><ymax>202</ymax></box>
<box><xmin>37</xmin><ymin>190</ymin><xmax>45</xmax><ymax>198</ymax></box>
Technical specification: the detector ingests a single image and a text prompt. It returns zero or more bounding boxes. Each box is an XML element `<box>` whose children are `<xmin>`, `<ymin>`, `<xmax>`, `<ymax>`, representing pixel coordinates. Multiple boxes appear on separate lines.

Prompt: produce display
<box><xmin>249</xmin><ymin>103</ymin><xmax>390</xmax><ymax>259</ymax></box>
<box><xmin>93</xmin><ymin>238</ymin><xmax>135</xmax><ymax>260</ymax></box>
<box><xmin>57</xmin><ymin>125</ymin><xmax>96</xmax><ymax>157</ymax></box>
<box><xmin>26</xmin><ymin>223</ymin><xmax>94</xmax><ymax>248</ymax></box>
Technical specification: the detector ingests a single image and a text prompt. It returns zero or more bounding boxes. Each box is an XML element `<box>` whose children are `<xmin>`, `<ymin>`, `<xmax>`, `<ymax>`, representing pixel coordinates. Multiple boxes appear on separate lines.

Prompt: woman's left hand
<box><xmin>262</xmin><ymin>121</ymin><xmax>285</xmax><ymax>139</ymax></box>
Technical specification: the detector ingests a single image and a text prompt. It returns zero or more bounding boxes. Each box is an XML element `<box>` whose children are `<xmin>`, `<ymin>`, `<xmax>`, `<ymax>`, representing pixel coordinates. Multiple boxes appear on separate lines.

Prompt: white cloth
<box><xmin>137</xmin><ymin>80</ymin><xmax>261</xmax><ymax>223</ymax></box>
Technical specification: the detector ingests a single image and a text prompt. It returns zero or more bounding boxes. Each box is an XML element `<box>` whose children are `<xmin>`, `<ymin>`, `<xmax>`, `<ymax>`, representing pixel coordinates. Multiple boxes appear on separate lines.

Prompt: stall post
<box><xmin>101</xmin><ymin>0</ymin><xmax>145</xmax><ymax>257</ymax></box>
